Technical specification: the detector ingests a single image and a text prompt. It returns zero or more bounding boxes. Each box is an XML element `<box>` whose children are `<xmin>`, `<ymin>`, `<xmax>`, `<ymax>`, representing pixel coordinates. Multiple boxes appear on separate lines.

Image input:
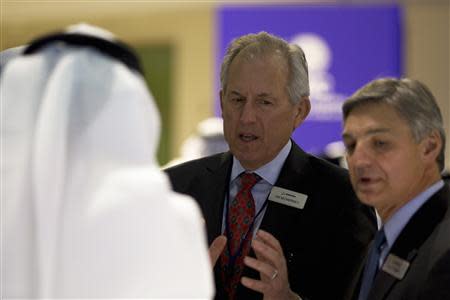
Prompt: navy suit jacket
<box><xmin>346</xmin><ymin>182</ymin><xmax>450</xmax><ymax>300</ymax></box>
<box><xmin>166</xmin><ymin>142</ymin><xmax>376</xmax><ymax>300</ymax></box>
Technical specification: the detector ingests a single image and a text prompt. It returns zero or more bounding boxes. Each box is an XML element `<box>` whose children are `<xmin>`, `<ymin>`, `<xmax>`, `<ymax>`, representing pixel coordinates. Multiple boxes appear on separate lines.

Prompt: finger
<box><xmin>241</xmin><ymin>276</ymin><xmax>269</xmax><ymax>294</ymax></box>
<box><xmin>256</xmin><ymin>229</ymin><xmax>284</xmax><ymax>253</ymax></box>
<box><xmin>252</xmin><ymin>238</ymin><xmax>284</xmax><ymax>267</ymax></box>
<box><xmin>209</xmin><ymin>235</ymin><xmax>227</xmax><ymax>266</ymax></box>
<box><xmin>243</xmin><ymin>256</ymin><xmax>276</xmax><ymax>279</ymax></box>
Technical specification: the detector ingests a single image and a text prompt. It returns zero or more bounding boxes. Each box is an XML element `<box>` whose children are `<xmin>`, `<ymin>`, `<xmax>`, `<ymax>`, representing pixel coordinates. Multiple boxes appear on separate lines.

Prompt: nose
<box><xmin>348</xmin><ymin>143</ymin><xmax>372</xmax><ymax>170</ymax></box>
<box><xmin>239</xmin><ymin>100</ymin><xmax>257</xmax><ymax>124</ymax></box>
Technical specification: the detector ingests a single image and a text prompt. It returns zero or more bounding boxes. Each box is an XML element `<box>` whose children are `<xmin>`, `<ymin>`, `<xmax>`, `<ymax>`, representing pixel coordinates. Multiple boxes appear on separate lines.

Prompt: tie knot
<box><xmin>240</xmin><ymin>172</ymin><xmax>261</xmax><ymax>189</ymax></box>
<box><xmin>373</xmin><ymin>228</ymin><xmax>386</xmax><ymax>252</ymax></box>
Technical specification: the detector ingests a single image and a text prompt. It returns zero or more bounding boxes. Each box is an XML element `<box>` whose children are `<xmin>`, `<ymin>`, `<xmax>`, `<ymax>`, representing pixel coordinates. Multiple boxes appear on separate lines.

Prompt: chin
<box><xmin>356</xmin><ymin>191</ymin><xmax>378</xmax><ymax>207</ymax></box>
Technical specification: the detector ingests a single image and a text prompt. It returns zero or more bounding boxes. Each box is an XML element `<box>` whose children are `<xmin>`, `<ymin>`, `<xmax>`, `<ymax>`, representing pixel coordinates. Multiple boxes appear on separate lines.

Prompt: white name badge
<box><xmin>382</xmin><ymin>254</ymin><xmax>410</xmax><ymax>280</ymax></box>
<box><xmin>268</xmin><ymin>186</ymin><xmax>308</xmax><ymax>210</ymax></box>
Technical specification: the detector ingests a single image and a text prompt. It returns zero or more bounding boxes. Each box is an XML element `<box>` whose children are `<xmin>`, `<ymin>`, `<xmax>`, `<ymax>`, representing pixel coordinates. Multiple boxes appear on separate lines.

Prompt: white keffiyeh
<box><xmin>1</xmin><ymin>24</ymin><xmax>213</xmax><ymax>299</ymax></box>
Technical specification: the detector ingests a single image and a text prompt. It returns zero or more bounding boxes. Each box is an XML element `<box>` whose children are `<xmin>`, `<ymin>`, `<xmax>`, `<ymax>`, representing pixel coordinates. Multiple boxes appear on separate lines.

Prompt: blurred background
<box><xmin>2</xmin><ymin>0</ymin><xmax>449</xmax><ymax>169</ymax></box>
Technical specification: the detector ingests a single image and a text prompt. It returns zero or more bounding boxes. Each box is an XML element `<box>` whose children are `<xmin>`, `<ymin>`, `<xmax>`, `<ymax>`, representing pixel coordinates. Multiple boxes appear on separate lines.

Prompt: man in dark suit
<box><xmin>166</xmin><ymin>32</ymin><xmax>375</xmax><ymax>300</ymax></box>
<box><xmin>342</xmin><ymin>78</ymin><xmax>450</xmax><ymax>300</ymax></box>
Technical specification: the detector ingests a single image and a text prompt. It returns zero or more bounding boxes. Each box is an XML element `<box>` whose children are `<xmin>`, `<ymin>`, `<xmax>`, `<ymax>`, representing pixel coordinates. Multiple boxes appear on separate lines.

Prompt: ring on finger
<box><xmin>270</xmin><ymin>269</ymin><xmax>278</xmax><ymax>280</ymax></box>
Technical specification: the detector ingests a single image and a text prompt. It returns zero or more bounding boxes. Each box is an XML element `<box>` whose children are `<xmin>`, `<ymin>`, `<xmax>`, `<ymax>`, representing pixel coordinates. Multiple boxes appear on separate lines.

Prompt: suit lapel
<box><xmin>346</xmin><ymin>243</ymin><xmax>371</xmax><ymax>300</ymax></box>
<box><xmin>368</xmin><ymin>184</ymin><xmax>449</xmax><ymax>300</ymax></box>
<box><xmin>259</xmin><ymin>142</ymin><xmax>310</xmax><ymax>249</ymax></box>
<box><xmin>200</xmin><ymin>153</ymin><xmax>235</xmax><ymax>299</ymax></box>
<box><xmin>199</xmin><ymin>152</ymin><xmax>233</xmax><ymax>244</ymax></box>
<box><xmin>234</xmin><ymin>142</ymin><xmax>312</xmax><ymax>298</ymax></box>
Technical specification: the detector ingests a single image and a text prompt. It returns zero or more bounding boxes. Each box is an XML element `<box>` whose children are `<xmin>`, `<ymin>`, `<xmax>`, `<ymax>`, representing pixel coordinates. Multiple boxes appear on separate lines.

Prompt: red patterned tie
<box><xmin>221</xmin><ymin>172</ymin><xmax>261</xmax><ymax>299</ymax></box>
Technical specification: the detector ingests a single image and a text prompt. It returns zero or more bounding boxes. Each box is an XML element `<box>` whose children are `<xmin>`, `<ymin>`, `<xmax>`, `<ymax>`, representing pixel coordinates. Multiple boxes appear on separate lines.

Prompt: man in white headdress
<box><xmin>1</xmin><ymin>24</ymin><xmax>213</xmax><ymax>299</ymax></box>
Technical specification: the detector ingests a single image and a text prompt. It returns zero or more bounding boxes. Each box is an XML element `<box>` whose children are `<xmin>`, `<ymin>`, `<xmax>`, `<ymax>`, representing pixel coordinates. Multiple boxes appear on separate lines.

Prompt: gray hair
<box><xmin>343</xmin><ymin>78</ymin><xmax>446</xmax><ymax>171</ymax></box>
<box><xmin>220</xmin><ymin>31</ymin><xmax>309</xmax><ymax>104</ymax></box>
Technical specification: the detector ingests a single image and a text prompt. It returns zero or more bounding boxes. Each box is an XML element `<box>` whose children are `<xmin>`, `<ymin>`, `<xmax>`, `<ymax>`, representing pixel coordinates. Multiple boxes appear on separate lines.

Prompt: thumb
<box><xmin>209</xmin><ymin>235</ymin><xmax>227</xmax><ymax>266</ymax></box>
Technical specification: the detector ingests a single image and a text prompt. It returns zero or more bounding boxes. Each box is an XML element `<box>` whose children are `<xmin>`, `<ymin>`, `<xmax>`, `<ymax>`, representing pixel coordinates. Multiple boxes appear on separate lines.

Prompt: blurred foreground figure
<box><xmin>1</xmin><ymin>24</ymin><xmax>213</xmax><ymax>299</ymax></box>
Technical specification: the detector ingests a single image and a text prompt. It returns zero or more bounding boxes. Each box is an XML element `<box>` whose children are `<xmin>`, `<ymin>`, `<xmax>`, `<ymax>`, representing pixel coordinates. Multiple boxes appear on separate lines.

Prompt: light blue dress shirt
<box><xmin>378</xmin><ymin>179</ymin><xmax>445</xmax><ymax>267</ymax></box>
<box><xmin>221</xmin><ymin>140</ymin><xmax>292</xmax><ymax>237</ymax></box>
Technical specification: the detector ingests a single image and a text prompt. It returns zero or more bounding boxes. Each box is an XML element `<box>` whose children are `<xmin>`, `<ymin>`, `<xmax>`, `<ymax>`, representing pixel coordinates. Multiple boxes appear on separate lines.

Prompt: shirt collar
<box><xmin>382</xmin><ymin>179</ymin><xmax>445</xmax><ymax>250</ymax></box>
<box><xmin>230</xmin><ymin>140</ymin><xmax>292</xmax><ymax>185</ymax></box>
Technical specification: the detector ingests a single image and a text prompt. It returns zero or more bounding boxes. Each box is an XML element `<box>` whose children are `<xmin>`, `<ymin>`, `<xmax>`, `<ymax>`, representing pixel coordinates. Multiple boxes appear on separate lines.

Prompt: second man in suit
<box><xmin>342</xmin><ymin>78</ymin><xmax>450</xmax><ymax>300</ymax></box>
<box><xmin>166</xmin><ymin>32</ymin><xmax>375</xmax><ymax>300</ymax></box>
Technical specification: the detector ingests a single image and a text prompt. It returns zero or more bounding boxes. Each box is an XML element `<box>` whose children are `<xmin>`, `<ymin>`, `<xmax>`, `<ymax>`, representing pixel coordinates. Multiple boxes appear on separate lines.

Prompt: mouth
<box><xmin>360</xmin><ymin>176</ymin><xmax>372</xmax><ymax>183</ymax></box>
<box><xmin>239</xmin><ymin>133</ymin><xmax>258</xmax><ymax>142</ymax></box>
<box><xmin>357</xmin><ymin>176</ymin><xmax>381</xmax><ymax>190</ymax></box>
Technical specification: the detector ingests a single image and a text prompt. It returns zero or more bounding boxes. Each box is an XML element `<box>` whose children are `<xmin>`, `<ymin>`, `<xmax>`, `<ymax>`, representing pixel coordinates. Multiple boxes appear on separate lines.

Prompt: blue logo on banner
<box><xmin>291</xmin><ymin>33</ymin><xmax>346</xmax><ymax>121</ymax></box>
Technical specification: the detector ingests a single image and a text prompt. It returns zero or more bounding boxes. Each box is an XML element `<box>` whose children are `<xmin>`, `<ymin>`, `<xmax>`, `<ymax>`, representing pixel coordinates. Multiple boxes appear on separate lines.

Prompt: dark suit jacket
<box><xmin>166</xmin><ymin>142</ymin><xmax>376</xmax><ymax>300</ymax></box>
<box><xmin>347</xmin><ymin>182</ymin><xmax>450</xmax><ymax>300</ymax></box>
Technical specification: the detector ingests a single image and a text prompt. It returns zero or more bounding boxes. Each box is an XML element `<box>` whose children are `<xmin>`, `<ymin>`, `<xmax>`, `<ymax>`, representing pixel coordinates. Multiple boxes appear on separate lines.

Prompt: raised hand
<box><xmin>241</xmin><ymin>230</ymin><xmax>299</xmax><ymax>300</ymax></box>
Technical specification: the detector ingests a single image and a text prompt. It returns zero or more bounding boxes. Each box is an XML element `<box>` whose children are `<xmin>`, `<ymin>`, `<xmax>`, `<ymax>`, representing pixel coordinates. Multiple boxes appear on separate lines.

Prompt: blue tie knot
<box><xmin>373</xmin><ymin>228</ymin><xmax>386</xmax><ymax>253</ymax></box>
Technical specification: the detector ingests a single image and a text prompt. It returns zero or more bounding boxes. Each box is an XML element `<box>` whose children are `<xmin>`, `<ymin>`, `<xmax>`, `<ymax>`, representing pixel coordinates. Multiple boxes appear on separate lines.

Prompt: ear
<box><xmin>420</xmin><ymin>130</ymin><xmax>442</xmax><ymax>165</ymax></box>
<box><xmin>220</xmin><ymin>90</ymin><xmax>224</xmax><ymax>117</ymax></box>
<box><xmin>293</xmin><ymin>96</ymin><xmax>311</xmax><ymax>129</ymax></box>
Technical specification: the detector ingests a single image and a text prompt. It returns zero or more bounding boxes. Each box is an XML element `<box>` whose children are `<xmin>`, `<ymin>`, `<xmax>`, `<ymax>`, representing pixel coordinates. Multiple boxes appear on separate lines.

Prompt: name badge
<box><xmin>268</xmin><ymin>186</ymin><xmax>308</xmax><ymax>210</ymax></box>
<box><xmin>382</xmin><ymin>254</ymin><xmax>410</xmax><ymax>280</ymax></box>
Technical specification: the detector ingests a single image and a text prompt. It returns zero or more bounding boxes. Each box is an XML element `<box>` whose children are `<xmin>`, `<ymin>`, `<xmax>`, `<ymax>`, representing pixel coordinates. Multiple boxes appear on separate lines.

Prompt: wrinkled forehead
<box><xmin>236</xmin><ymin>44</ymin><xmax>287</xmax><ymax>66</ymax></box>
<box><xmin>344</xmin><ymin>101</ymin><xmax>400</xmax><ymax>121</ymax></box>
<box><xmin>342</xmin><ymin>102</ymin><xmax>411</xmax><ymax>136</ymax></box>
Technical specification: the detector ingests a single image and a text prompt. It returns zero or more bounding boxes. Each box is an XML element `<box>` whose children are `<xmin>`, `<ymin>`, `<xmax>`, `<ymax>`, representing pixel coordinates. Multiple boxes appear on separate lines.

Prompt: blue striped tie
<box><xmin>358</xmin><ymin>228</ymin><xmax>386</xmax><ymax>300</ymax></box>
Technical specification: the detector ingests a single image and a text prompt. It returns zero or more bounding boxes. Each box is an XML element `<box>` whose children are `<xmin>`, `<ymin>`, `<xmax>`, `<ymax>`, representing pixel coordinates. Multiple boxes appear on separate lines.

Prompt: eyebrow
<box><xmin>256</xmin><ymin>92</ymin><xmax>273</xmax><ymax>98</ymax></box>
<box><xmin>342</xmin><ymin>128</ymin><xmax>391</xmax><ymax>139</ymax></box>
<box><xmin>229</xmin><ymin>90</ymin><xmax>243</xmax><ymax>97</ymax></box>
<box><xmin>228</xmin><ymin>91</ymin><xmax>274</xmax><ymax>98</ymax></box>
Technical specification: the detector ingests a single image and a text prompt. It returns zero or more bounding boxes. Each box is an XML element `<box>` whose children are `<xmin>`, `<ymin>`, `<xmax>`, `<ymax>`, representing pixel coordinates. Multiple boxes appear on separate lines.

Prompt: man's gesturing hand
<box><xmin>241</xmin><ymin>230</ymin><xmax>299</xmax><ymax>300</ymax></box>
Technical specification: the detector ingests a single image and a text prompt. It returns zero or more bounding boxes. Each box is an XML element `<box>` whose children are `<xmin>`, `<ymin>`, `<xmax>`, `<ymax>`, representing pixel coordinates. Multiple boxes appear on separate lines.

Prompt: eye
<box><xmin>343</xmin><ymin>141</ymin><xmax>356</xmax><ymax>155</ymax></box>
<box><xmin>257</xmin><ymin>98</ymin><xmax>273</xmax><ymax>106</ymax></box>
<box><xmin>230</xmin><ymin>97</ymin><xmax>245</xmax><ymax>105</ymax></box>
<box><xmin>373</xmin><ymin>139</ymin><xmax>388</xmax><ymax>149</ymax></box>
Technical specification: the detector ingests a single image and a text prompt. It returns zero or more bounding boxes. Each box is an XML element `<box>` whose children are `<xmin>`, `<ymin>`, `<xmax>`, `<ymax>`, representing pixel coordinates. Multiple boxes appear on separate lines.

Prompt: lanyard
<box><xmin>223</xmin><ymin>183</ymin><xmax>269</xmax><ymax>270</ymax></box>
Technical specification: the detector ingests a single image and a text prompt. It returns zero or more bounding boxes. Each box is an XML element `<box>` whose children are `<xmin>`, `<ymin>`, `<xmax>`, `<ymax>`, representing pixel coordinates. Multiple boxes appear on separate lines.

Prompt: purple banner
<box><xmin>216</xmin><ymin>4</ymin><xmax>402</xmax><ymax>155</ymax></box>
